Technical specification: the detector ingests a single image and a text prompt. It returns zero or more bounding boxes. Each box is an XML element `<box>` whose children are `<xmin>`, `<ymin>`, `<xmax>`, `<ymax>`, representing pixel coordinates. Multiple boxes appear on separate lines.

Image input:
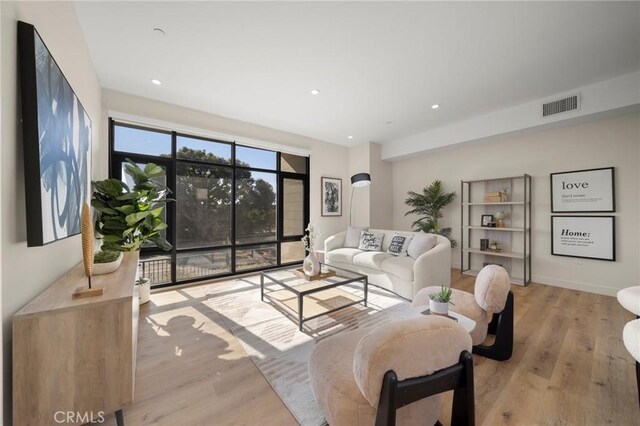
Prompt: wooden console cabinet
<box><xmin>13</xmin><ymin>251</ymin><xmax>140</xmax><ymax>425</ymax></box>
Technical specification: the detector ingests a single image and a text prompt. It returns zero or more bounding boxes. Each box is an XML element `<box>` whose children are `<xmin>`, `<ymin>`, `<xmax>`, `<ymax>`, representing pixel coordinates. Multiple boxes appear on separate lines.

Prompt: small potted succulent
<box><xmin>429</xmin><ymin>286</ymin><xmax>454</xmax><ymax>315</ymax></box>
<box><xmin>490</xmin><ymin>240</ymin><xmax>499</xmax><ymax>250</ymax></box>
<box><xmin>92</xmin><ymin>249</ymin><xmax>124</xmax><ymax>275</ymax></box>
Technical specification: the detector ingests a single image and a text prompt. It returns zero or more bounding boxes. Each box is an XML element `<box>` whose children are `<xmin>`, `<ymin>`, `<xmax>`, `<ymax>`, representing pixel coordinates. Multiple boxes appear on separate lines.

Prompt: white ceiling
<box><xmin>74</xmin><ymin>1</ymin><xmax>640</xmax><ymax>147</ymax></box>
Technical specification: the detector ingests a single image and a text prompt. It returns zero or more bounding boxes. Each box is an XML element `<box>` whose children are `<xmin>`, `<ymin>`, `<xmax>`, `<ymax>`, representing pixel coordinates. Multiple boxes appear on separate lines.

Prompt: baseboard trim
<box><xmin>450</xmin><ymin>263</ymin><xmax>620</xmax><ymax>297</ymax></box>
<box><xmin>530</xmin><ymin>274</ymin><xmax>619</xmax><ymax>296</ymax></box>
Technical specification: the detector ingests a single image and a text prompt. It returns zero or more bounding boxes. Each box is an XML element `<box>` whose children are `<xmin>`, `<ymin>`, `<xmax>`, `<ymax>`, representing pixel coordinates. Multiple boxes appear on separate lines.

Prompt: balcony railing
<box><xmin>139</xmin><ymin>246</ymin><xmax>278</xmax><ymax>287</ymax></box>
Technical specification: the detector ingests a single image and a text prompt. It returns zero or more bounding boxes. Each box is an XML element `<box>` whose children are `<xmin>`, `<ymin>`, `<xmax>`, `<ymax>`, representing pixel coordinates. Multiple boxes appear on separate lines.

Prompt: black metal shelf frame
<box><xmin>460</xmin><ymin>174</ymin><xmax>532</xmax><ymax>286</ymax></box>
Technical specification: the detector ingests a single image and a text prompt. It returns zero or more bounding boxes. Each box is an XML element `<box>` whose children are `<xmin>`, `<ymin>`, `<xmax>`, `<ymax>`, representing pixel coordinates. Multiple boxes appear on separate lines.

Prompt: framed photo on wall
<box><xmin>550</xmin><ymin>167</ymin><xmax>614</xmax><ymax>213</ymax></box>
<box><xmin>321</xmin><ymin>177</ymin><xmax>342</xmax><ymax>216</ymax></box>
<box><xmin>551</xmin><ymin>216</ymin><xmax>615</xmax><ymax>261</ymax></box>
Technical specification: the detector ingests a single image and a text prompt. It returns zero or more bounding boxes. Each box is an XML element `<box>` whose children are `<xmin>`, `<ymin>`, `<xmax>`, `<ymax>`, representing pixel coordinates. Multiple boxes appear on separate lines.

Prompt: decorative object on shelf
<box><xmin>349</xmin><ymin>173</ymin><xmax>371</xmax><ymax>225</ymax></box>
<box><xmin>551</xmin><ymin>215</ymin><xmax>615</xmax><ymax>261</ymax></box>
<box><xmin>428</xmin><ymin>286</ymin><xmax>454</xmax><ymax>315</ymax></box>
<box><xmin>483</xmin><ymin>262</ymin><xmax>503</xmax><ymax>268</ymax></box>
<box><xmin>74</xmin><ymin>203</ymin><xmax>103</xmax><ymax>299</ymax></box>
<box><xmin>480</xmin><ymin>238</ymin><xmax>489</xmax><ymax>251</ymax></box>
<box><xmin>495</xmin><ymin>210</ymin><xmax>506</xmax><ymax>228</ymax></box>
<box><xmin>18</xmin><ymin>21</ymin><xmax>91</xmax><ymax>247</ymax></box>
<box><xmin>92</xmin><ymin>160</ymin><xmax>172</xmax><ymax>252</ymax></box>
<box><xmin>301</xmin><ymin>223</ymin><xmax>321</xmax><ymax>276</ymax></box>
<box><xmin>489</xmin><ymin>241</ymin><xmax>499</xmax><ymax>250</ymax></box>
<box><xmin>405</xmin><ymin>180</ymin><xmax>457</xmax><ymax>247</ymax></box>
<box><xmin>488</xmin><ymin>222</ymin><xmax>497</xmax><ymax>228</ymax></box>
<box><xmin>81</xmin><ymin>203</ymin><xmax>93</xmax><ymax>282</ymax></box>
<box><xmin>321</xmin><ymin>177</ymin><xmax>342</xmax><ymax>217</ymax></box>
<box><xmin>93</xmin><ymin>250</ymin><xmax>124</xmax><ymax>275</ymax></box>
<box><xmin>550</xmin><ymin>167</ymin><xmax>614</xmax><ymax>213</ymax></box>
<box><xmin>501</xmin><ymin>188</ymin><xmax>509</xmax><ymax>202</ymax></box>
<box><xmin>483</xmin><ymin>191</ymin><xmax>503</xmax><ymax>203</ymax></box>
<box><xmin>481</xmin><ymin>214</ymin><xmax>494</xmax><ymax>227</ymax></box>
<box><xmin>137</xmin><ymin>277</ymin><xmax>151</xmax><ymax>305</ymax></box>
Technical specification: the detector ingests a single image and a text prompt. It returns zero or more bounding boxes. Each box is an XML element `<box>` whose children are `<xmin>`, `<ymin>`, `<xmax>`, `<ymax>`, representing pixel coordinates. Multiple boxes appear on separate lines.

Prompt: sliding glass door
<box><xmin>109</xmin><ymin>119</ymin><xmax>309</xmax><ymax>288</ymax></box>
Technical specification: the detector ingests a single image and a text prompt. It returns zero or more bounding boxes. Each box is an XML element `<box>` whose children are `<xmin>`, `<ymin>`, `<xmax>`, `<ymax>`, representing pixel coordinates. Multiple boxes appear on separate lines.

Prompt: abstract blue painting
<box><xmin>19</xmin><ymin>21</ymin><xmax>91</xmax><ymax>246</ymax></box>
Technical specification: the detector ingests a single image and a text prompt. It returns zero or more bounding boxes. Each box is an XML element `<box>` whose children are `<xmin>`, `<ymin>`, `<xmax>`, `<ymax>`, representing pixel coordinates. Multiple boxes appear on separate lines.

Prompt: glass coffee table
<box><xmin>260</xmin><ymin>263</ymin><xmax>368</xmax><ymax>331</ymax></box>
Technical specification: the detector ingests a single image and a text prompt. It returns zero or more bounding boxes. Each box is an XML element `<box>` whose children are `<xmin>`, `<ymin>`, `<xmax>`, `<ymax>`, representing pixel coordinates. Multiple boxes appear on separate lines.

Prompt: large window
<box><xmin>109</xmin><ymin>120</ymin><xmax>309</xmax><ymax>288</ymax></box>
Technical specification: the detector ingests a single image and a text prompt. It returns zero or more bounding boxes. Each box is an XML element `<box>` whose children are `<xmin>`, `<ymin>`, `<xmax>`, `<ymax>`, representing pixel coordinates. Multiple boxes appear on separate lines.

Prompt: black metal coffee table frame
<box><xmin>260</xmin><ymin>263</ymin><xmax>368</xmax><ymax>331</ymax></box>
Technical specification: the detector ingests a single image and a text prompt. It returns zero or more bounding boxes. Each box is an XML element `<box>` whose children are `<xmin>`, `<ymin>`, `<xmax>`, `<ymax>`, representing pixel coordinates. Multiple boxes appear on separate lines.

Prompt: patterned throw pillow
<box><xmin>387</xmin><ymin>234</ymin><xmax>414</xmax><ymax>256</ymax></box>
<box><xmin>358</xmin><ymin>231</ymin><xmax>385</xmax><ymax>251</ymax></box>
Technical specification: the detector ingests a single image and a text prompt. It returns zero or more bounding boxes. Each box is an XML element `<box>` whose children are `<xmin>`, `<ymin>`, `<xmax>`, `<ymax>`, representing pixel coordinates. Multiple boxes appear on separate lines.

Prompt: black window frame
<box><xmin>108</xmin><ymin>118</ymin><xmax>310</xmax><ymax>289</ymax></box>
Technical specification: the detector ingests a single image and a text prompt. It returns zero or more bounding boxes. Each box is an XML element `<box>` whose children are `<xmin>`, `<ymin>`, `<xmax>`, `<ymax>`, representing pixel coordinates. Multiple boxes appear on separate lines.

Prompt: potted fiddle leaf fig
<box><xmin>92</xmin><ymin>160</ymin><xmax>172</xmax><ymax>252</ymax></box>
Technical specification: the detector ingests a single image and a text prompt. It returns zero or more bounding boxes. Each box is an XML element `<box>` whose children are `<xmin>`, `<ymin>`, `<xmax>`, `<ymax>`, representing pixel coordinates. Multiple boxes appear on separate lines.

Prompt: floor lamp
<box><xmin>350</xmin><ymin>173</ymin><xmax>371</xmax><ymax>226</ymax></box>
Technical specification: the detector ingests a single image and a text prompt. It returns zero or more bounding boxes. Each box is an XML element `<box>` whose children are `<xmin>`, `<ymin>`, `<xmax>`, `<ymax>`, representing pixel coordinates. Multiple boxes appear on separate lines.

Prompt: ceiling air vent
<box><xmin>542</xmin><ymin>93</ymin><xmax>580</xmax><ymax>118</ymax></box>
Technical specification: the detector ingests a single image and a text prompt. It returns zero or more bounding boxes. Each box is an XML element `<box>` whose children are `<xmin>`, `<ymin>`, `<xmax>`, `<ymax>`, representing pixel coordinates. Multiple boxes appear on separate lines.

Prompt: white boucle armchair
<box><xmin>323</xmin><ymin>229</ymin><xmax>451</xmax><ymax>301</ymax></box>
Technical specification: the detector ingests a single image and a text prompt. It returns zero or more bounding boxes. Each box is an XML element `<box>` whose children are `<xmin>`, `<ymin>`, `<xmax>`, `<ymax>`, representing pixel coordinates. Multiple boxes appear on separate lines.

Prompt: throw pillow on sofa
<box><xmin>387</xmin><ymin>234</ymin><xmax>414</xmax><ymax>256</ymax></box>
<box><xmin>345</xmin><ymin>226</ymin><xmax>368</xmax><ymax>248</ymax></box>
<box><xmin>407</xmin><ymin>231</ymin><xmax>437</xmax><ymax>259</ymax></box>
<box><xmin>358</xmin><ymin>231</ymin><xmax>385</xmax><ymax>251</ymax></box>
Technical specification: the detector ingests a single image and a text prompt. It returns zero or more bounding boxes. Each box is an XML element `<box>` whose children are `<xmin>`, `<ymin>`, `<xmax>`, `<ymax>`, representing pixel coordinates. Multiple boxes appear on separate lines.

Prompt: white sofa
<box><xmin>324</xmin><ymin>229</ymin><xmax>451</xmax><ymax>300</ymax></box>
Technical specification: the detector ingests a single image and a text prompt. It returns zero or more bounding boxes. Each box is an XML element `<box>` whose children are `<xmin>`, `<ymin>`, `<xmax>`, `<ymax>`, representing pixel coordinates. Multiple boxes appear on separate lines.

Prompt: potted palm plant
<box><xmin>404</xmin><ymin>180</ymin><xmax>457</xmax><ymax>247</ymax></box>
<box><xmin>429</xmin><ymin>286</ymin><xmax>454</xmax><ymax>315</ymax></box>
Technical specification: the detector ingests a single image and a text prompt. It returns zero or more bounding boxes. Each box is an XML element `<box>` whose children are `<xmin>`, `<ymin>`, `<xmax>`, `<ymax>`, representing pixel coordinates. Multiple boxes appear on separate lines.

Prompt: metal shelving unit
<box><xmin>460</xmin><ymin>174</ymin><xmax>532</xmax><ymax>286</ymax></box>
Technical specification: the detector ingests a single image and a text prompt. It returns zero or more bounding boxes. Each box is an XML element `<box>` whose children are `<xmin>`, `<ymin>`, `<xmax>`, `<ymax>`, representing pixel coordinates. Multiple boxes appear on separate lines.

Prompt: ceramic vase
<box><xmin>93</xmin><ymin>252</ymin><xmax>124</xmax><ymax>275</ymax></box>
<box><xmin>303</xmin><ymin>251</ymin><xmax>320</xmax><ymax>276</ymax></box>
<box><xmin>137</xmin><ymin>277</ymin><xmax>151</xmax><ymax>305</ymax></box>
<box><xmin>429</xmin><ymin>298</ymin><xmax>449</xmax><ymax>316</ymax></box>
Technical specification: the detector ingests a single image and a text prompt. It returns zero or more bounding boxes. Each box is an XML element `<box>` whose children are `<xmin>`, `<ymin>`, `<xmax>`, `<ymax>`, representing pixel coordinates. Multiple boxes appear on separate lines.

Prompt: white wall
<box><xmin>383</xmin><ymin>71</ymin><xmax>640</xmax><ymax>160</ymax></box>
<box><xmin>102</xmin><ymin>89</ymin><xmax>350</xmax><ymax>250</ymax></box>
<box><xmin>346</xmin><ymin>142</ymin><xmax>394</xmax><ymax>229</ymax></box>
<box><xmin>392</xmin><ymin>112</ymin><xmax>640</xmax><ymax>296</ymax></box>
<box><xmin>0</xmin><ymin>2</ymin><xmax>103</xmax><ymax>423</ymax></box>
<box><xmin>369</xmin><ymin>143</ymin><xmax>393</xmax><ymax>229</ymax></box>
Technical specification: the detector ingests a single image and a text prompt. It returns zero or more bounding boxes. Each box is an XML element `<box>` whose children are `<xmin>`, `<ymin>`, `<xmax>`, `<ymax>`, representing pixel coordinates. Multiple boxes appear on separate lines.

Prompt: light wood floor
<box><xmin>104</xmin><ymin>270</ymin><xmax>639</xmax><ymax>426</ymax></box>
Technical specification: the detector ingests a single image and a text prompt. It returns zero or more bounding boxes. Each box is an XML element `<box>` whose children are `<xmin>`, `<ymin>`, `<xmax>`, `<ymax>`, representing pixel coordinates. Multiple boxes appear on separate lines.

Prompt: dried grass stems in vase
<box><xmin>301</xmin><ymin>224</ymin><xmax>321</xmax><ymax>276</ymax></box>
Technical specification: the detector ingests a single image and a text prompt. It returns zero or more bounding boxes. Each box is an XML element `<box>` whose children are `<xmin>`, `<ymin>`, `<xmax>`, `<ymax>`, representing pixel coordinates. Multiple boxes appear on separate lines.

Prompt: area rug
<box><xmin>202</xmin><ymin>275</ymin><xmax>411</xmax><ymax>426</ymax></box>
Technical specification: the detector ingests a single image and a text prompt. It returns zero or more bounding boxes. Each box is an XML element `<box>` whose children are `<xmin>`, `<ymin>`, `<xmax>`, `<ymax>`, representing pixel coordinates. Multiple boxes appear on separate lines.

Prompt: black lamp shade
<box><xmin>351</xmin><ymin>173</ymin><xmax>371</xmax><ymax>188</ymax></box>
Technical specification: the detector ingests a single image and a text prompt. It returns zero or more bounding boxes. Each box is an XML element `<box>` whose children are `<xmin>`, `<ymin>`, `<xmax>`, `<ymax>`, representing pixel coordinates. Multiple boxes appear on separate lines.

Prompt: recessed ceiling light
<box><xmin>432</xmin><ymin>104</ymin><xmax>440</xmax><ymax>109</ymax></box>
<box><xmin>310</xmin><ymin>89</ymin><xmax>320</xmax><ymax>95</ymax></box>
<box><xmin>347</xmin><ymin>136</ymin><xmax>354</xmax><ymax>140</ymax></box>
<box><xmin>153</xmin><ymin>28</ymin><xmax>166</xmax><ymax>36</ymax></box>
<box><xmin>151</xmin><ymin>79</ymin><xmax>162</xmax><ymax>85</ymax></box>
